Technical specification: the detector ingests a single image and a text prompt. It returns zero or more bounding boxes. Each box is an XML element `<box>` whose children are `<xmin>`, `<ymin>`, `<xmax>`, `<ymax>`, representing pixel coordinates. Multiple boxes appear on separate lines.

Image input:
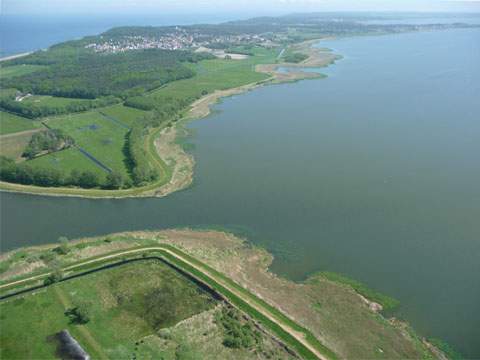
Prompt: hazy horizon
<box><xmin>2</xmin><ymin>0</ymin><xmax>480</xmax><ymax>15</ymax></box>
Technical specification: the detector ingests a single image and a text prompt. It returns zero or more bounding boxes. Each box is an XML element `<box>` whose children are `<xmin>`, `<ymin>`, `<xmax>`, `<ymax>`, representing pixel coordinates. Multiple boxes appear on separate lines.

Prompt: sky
<box><xmin>2</xmin><ymin>0</ymin><xmax>480</xmax><ymax>15</ymax></box>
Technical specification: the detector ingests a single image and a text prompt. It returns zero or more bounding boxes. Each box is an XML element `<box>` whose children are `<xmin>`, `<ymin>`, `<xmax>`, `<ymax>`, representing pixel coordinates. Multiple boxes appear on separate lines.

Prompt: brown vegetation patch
<box><xmin>0</xmin><ymin>129</ymin><xmax>42</xmax><ymax>160</ymax></box>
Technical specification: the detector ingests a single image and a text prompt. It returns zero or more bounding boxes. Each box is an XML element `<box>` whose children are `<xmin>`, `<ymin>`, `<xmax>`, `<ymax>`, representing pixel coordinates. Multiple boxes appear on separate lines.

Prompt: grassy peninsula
<box><xmin>0</xmin><ymin>229</ymin><xmax>454</xmax><ymax>359</ymax></box>
<box><xmin>0</xmin><ymin>14</ymin><xmax>473</xmax><ymax>197</ymax></box>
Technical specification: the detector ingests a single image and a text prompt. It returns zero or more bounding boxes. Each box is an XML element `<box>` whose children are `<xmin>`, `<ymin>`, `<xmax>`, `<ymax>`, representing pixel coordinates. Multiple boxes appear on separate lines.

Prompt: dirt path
<box><xmin>53</xmin><ymin>286</ymin><xmax>109</xmax><ymax>360</ymax></box>
<box><xmin>1</xmin><ymin>246</ymin><xmax>331</xmax><ymax>360</ymax></box>
<box><xmin>0</xmin><ymin>128</ymin><xmax>43</xmax><ymax>140</ymax></box>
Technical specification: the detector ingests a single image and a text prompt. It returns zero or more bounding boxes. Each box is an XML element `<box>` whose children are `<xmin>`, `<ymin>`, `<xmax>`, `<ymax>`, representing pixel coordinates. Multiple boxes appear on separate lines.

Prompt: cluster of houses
<box><xmin>85</xmin><ymin>28</ymin><xmax>269</xmax><ymax>54</ymax></box>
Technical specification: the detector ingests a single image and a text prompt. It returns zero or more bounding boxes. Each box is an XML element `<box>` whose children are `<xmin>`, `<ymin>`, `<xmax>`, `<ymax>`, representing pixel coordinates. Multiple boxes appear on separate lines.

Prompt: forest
<box><xmin>1</xmin><ymin>49</ymin><xmax>213</xmax><ymax>100</ymax></box>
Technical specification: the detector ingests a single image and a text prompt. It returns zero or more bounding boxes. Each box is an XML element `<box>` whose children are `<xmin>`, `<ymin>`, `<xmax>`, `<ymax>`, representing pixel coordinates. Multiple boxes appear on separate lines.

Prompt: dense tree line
<box><xmin>0</xmin><ymin>96</ymin><xmax>119</xmax><ymax>119</ymax></box>
<box><xmin>0</xmin><ymin>156</ymin><xmax>125</xmax><ymax>189</ymax></box>
<box><xmin>124</xmin><ymin>96</ymin><xmax>157</xmax><ymax>111</ymax></box>
<box><xmin>283</xmin><ymin>52</ymin><xmax>309</xmax><ymax>63</ymax></box>
<box><xmin>23</xmin><ymin>129</ymin><xmax>74</xmax><ymax>159</ymax></box>
<box><xmin>126</xmin><ymin>126</ymin><xmax>158</xmax><ymax>186</ymax></box>
<box><xmin>2</xmin><ymin>49</ymin><xmax>213</xmax><ymax>100</ymax></box>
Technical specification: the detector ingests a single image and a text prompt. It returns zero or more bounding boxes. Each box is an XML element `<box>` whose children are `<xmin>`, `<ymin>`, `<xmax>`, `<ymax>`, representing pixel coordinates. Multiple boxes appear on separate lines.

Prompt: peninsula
<box><xmin>0</xmin><ymin>229</ymin><xmax>454</xmax><ymax>359</ymax></box>
<box><xmin>0</xmin><ymin>14</ymin><xmax>474</xmax><ymax>198</ymax></box>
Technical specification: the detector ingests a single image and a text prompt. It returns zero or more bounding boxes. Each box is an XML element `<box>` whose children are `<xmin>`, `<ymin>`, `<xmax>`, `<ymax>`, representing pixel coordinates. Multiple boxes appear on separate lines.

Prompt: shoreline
<box><xmin>0</xmin><ymin>229</ymin><xmax>449</xmax><ymax>360</ymax></box>
<box><xmin>0</xmin><ymin>52</ymin><xmax>32</xmax><ymax>62</ymax></box>
<box><xmin>0</xmin><ymin>38</ymin><xmax>339</xmax><ymax>199</ymax></box>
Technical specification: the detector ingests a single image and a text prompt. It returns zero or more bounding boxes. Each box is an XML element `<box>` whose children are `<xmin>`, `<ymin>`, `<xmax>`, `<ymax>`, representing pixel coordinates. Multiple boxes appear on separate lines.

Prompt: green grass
<box><xmin>0</xmin><ymin>64</ymin><xmax>47</xmax><ymax>79</ymax></box>
<box><xmin>20</xmin><ymin>95</ymin><xmax>92</xmax><ymax>108</ymax></box>
<box><xmin>148</xmin><ymin>46</ymin><xmax>277</xmax><ymax>106</ymax></box>
<box><xmin>312</xmin><ymin>272</ymin><xmax>400</xmax><ymax>311</ymax></box>
<box><xmin>0</xmin><ymin>260</ymin><xmax>215</xmax><ymax>360</ymax></box>
<box><xmin>0</xmin><ymin>242</ymin><xmax>337</xmax><ymax>360</ymax></box>
<box><xmin>0</xmin><ymin>288</ymin><xmax>70</xmax><ymax>359</ymax></box>
<box><xmin>45</xmin><ymin>111</ymin><xmax>130</xmax><ymax>177</ymax></box>
<box><xmin>427</xmin><ymin>338</ymin><xmax>463</xmax><ymax>360</ymax></box>
<box><xmin>0</xmin><ymin>88</ymin><xmax>18</xmax><ymax>99</ymax></box>
<box><xmin>26</xmin><ymin>147</ymin><xmax>107</xmax><ymax>180</ymax></box>
<box><xmin>99</xmin><ymin>104</ymin><xmax>150</xmax><ymax>128</ymax></box>
<box><xmin>0</xmin><ymin>111</ymin><xmax>42</xmax><ymax>135</ymax></box>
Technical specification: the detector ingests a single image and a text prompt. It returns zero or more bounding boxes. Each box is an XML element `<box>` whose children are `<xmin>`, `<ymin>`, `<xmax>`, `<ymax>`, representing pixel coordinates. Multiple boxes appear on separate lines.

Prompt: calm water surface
<box><xmin>1</xmin><ymin>29</ymin><xmax>479</xmax><ymax>357</ymax></box>
<box><xmin>0</xmin><ymin>14</ymin><xmax>253</xmax><ymax>57</ymax></box>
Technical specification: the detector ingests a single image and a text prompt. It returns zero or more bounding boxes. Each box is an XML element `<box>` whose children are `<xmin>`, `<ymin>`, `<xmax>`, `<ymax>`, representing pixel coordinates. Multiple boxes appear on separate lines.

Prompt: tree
<box><xmin>68</xmin><ymin>169</ymin><xmax>81</xmax><ymax>186</ymax></box>
<box><xmin>78</xmin><ymin>170</ymin><xmax>99</xmax><ymax>188</ymax></box>
<box><xmin>57</xmin><ymin>236</ymin><xmax>69</xmax><ymax>255</ymax></box>
<box><xmin>105</xmin><ymin>171</ymin><xmax>125</xmax><ymax>189</ymax></box>
<box><xmin>65</xmin><ymin>304</ymin><xmax>90</xmax><ymax>324</ymax></box>
<box><xmin>43</xmin><ymin>268</ymin><xmax>63</xmax><ymax>285</ymax></box>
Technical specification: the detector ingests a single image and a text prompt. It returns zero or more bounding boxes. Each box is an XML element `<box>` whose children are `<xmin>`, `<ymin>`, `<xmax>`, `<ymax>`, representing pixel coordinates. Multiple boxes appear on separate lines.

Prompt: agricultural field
<box><xmin>26</xmin><ymin>147</ymin><xmax>107</xmax><ymax>180</ymax></box>
<box><xmin>0</xmin><ymin>111</ymin><xmax>42</xmax><ymax>135</ymax></box>
<box><xmin>0</xmin><ymin>64</ymin><xmax>47</xmax><ymax>79</ymax></box>
<box><xmin>0</xmin><ymin>260</ymin><xmax>217</xmax><ymax>359</ymax></box>
<box><xmin>45</xmin><ymin>111</ymin><xmax>131</xmax><ymax>177</ymax></box>
<box><xmin>99</xmin><ymin>104</ymin><xmax>149</xmax><ymax>128</ymax></box>
<box><xmin>148</xmin><ymin>46</ymin><xmax>277</xmax><ymax>105</ymax></box>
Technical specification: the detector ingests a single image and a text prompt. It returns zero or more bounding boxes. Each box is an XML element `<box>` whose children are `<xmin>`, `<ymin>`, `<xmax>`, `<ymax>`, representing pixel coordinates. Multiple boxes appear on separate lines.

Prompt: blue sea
<box><xmin>0</xmin><ymin>13</ymin><xmax>251</xmax><ymax>57</ymax></box>
<box><xmin>2</xmin><ymin>13</ymin><xmax>480</xmax><ymax>58</ymax></box>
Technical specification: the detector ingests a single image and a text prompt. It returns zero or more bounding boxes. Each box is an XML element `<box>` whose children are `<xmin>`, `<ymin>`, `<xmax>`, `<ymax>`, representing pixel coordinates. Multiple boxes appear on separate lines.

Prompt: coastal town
<box><xmin>85</xmin><ymin>27</ymin><xmax>269</xmax><ymax>53</ymax></box>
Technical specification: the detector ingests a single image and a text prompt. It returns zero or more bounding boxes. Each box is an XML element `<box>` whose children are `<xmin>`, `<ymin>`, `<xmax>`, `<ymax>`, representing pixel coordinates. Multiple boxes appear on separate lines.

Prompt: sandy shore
<box><xmin>153</xmin><ymin>126</ymin><xmax>194</xmax><ymax>197</ymax></box>
<box><xmin>0</xmin><ymin>52</ymin><xmax>32</xmax><ymax>62</ymax></box>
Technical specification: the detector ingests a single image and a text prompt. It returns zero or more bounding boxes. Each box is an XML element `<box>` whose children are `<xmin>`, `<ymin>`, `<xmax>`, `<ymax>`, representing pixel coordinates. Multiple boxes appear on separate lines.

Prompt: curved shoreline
<box><xmin>0</xmin><ymin>39</ymin><xmax>339</xmax><ymax>199</ymax></box>
<box><xmin>0</xmin><ymin>229</ymin><xmax>448</xmax><ymax>359</ymax></box>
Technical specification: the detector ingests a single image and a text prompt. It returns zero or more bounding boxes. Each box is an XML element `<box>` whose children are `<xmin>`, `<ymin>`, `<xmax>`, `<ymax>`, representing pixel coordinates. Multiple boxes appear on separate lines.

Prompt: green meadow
<box><xmin>0</xmin><ymin>260</ymin><xmax>216</xmax><ymax>360</ymax></box>
<box><xmin>0</xmin><ymin>111</ymin><xmax>42</xmax><ymax>135</ymax></box>
<box><xmin>20</xmin><ymin>95</ymin><xmax>92</xmax><ymax>108</ymax></box>
<box><xmin>99</xmin><ymin>104</ymin><xmax>149</xmax><ymax>128</ymax></box>
<box><xmin>0</xmin><ymin>64</ymin><xmax>47</xmax><ymax>79</ymax></box>
<box><xmin>45</xmin><ymin>111</ymin><xmax>131</xmax><ymax>177</ymax></box>
<box><xmin>149</xmin><ymin>46</ymin><xmax>277</xmax><ymax>105</ymax></box>
<box><xmin>27</xmin><ymin>147</ymin><xmax>107</xmax><ymax>180</ymax></box>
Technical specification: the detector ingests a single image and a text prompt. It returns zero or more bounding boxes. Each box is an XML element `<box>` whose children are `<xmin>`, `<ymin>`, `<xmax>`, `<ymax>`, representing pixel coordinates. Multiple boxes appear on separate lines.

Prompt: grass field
<box><xmin>99</xmin><ymin>104</ymin><xmax>149</xmax><ymax>128</ymax></box>
<box><xmin>45</xmin><ymin>111</ymin><xmax>131</xmax><ymax>177</ymax></box>
<box><xmin>26</xmin><ymin>147</ymin><xmax>107</xmax><ymax>180</ymax></box>
<box><xmin>0</xmin><ymin>260</ymin><xmax>216</xmax><ymax>360</ymax></box>
<box><xmin>20</xmin><ymin>95</ymin><xmax>92</xmax><ymax>108</ymax></box>
<box><xmin>148</xmin><ymin>46</ymin><xmax>277</xmax><ymax>106</ymax></box>
<box><xmin>0</xmin><ymin>111</ymin><xmax>42</xmax><ymax>135</ymax></box>
<box><xmin>0</xmin><ymin>88</ymin><xmax>19</xmax><ymax>99</ymax></box>
<box><xmin>0</xmin><ymin>65</ymin><xmax>47</xmax><ymax>79</ymax></box>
